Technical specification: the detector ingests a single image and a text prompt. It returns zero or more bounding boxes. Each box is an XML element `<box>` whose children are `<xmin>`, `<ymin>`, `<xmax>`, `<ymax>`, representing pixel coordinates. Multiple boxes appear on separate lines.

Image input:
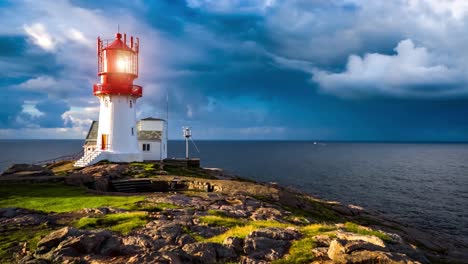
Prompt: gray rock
<box><xmin>177</xmin><ymin>234</ymin><xmax>196</xmax><ymax>246</ymax></box>
<box><xmin>213</xmin><ymin>243</ymin><xmax>237</xmax><ymax>260</ymax></box>
<box><xmin>250</xmin><ymin>207</ymin><xmax>284</xmax><ymax>221</ymax></box>
<box><xmin>182</xmin><ymin>242</ymin><xmax>217</xmax><ymax>263</ymax></box>
<box><xmin>223</xmin><ymin>236</ymin><xmax>243</xmax><ymax>253</ymax></box>
<box><xmin>314</xmin><ymin>234</ymin><xmax>332</xmax><ymax>247</ymax></box>
<box><xmin>0</xmin><ymin>207</ymin><xmax>19</xmax><ymax>218</ymax></box>
<box><xmin>2</xmin><ymin>164</ymin><xmax>53</xmax><ymax>176</ymax></box>
<box><xmin>249</xmin><ymin>227</ymin><xmax>301</xmax><ymax>241</ymax></box>
<box><xmin>36</xmin><ymin>227</ymin><xmax>81</xmax><ymax>253</ymax></box>
<box><xmin>240</xmin><ymin>256</ymin><xmax>269</xmax><ymax>264</ymax></box>
<box><xmin>327</xmin><ymin>239</ymin><xmax>417</xmax><ymax>264</ymax></box>
<box><xmin>243</xmin><ymin>237</ymin><xmax>289</xmax><ymax>260</ymax></box>
<box><xmin>100</xmin><ymin>236</ymin><xmax>123</xmax><ymax>256</ymax></box>
<box><xmin>158</xmin><ymin>223</ymin><xmax>183</xmax><ymax>242</ymax></box>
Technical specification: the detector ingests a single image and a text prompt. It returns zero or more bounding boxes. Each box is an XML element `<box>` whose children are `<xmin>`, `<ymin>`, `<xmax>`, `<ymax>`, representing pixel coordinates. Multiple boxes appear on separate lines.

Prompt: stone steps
<box><xmin>111</xmin><ymin>179</ymin><xmax>153</xmax><ymax>193</ymax></box>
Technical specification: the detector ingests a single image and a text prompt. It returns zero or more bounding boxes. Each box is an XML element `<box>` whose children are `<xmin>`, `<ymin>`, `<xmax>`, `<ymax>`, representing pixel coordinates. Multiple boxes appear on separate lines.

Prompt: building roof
<box><xmin>141</xmin><ymin>117</ymin><xmax>166</xmax><ymax>121</ymax></box>
<box><xmin>138</xmin><ymin>130</ymin><xmax>162</xmax><ymax>141</ymax></box>
<box><xmin>85</xmin><ymin>121</ymin><xmax>99</xmax><ymax>142</ymax></box>
<box><xmin>85</xmin><ymin>120</ymin><xmax>163</xmax><ymax>142</ymax></box>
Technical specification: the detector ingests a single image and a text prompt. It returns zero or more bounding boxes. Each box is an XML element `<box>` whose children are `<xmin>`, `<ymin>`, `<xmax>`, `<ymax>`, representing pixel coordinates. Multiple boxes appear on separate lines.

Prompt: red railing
<box><xmin>93</xmin><ymin>84</ymin><xmax>142</xmax><ymax>97</ymax></box>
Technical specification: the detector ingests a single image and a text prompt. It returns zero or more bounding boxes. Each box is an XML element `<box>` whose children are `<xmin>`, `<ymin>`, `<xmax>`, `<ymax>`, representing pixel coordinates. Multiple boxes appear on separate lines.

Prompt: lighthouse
<box><xmin>75</xmin><ymin>32</ymin><xmax>148</xmax><ymax>167</ymax></box>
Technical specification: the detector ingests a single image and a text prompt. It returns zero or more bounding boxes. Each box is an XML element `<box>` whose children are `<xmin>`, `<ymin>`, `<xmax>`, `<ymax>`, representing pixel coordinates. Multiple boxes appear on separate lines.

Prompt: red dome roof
<box><xmin>104</xmin><ymin>33</ymin><xmax>134</xmax><ymax>52</ymax></box>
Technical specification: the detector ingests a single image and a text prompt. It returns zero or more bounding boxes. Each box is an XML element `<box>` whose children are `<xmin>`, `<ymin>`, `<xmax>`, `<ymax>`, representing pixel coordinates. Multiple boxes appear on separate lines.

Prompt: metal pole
<box><xmin>186</xmin><ymin>137</ymin><xmax>189</xmax><ymax>159</ymax></box>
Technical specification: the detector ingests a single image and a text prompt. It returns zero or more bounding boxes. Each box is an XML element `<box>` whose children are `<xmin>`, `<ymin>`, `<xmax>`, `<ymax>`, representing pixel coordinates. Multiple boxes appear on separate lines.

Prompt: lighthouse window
<box><xmin>131</xmin><ymin>127</ymin><xmax>134</xmax><ymax>135</ymax></box>
<box><xmin>130</xmin><ymin>100</ymin><xmax>133</xmax><ymax>108</ymax></box>
<box><xmin>142</xmin><ymin>143</ymin><xmax>150</xmax><ymax>151</ymax></box>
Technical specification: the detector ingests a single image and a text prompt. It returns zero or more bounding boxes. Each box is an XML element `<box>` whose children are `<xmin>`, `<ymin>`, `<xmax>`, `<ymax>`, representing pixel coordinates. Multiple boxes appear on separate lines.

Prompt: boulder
<box><xmin>181</xmin><ymin>242</ymin><xmax>236</xmax><ymax>263</ymax></box>
<box><xmin>223</xmin><ymin>236</ymin><xmax>243</xmax><ymax>253</ymax></box>
<box><xmin>328</xmin><ymin>239</ymin><xmax>416</xmax><ymax>264</ymax></box>
<box><xmin>336</xmin><ymin>231</ymin><xmax>386</xmax><ymax>247</ymax></box>
<box><xmin>177</xmin><ymin>234</ymin><xmax>196</xmax><ymax>246</ymax></box>
<box><xmin>182</xmin><ymin>242</ymin><xmax>217</xmax><ymax>263</ymax></box>
<box><xmin>0</xmin><ymin>207</ymin><xmax>19</xmax><ymax>218</ymax></box>
<box><xmin>314</xmin><ymin>234</ymin><xmax>332</xmax><ymax>247</ymax></box>
<box><xmin>36</xmin><ymin>227</ymin><xmax>81</xmax><ymax>253</ymax></box>
<box><xmin>100</xmin><ymin>236</ymin><xmax>123</xmax><ymax>256</ymax></box>
<box><xmin>250</xmin><ymin>207</ymin><xmax>284</xmax><ymax>221</ymax></box>
<box><xmin>249</xmin><ymin>227</ymin><xmax>301</xmax><ymax>241</ymax></box>
<box><xmin>243</xmin><ymin>237</ymin><xmax>289</xmax><ymax>260</ymax></box>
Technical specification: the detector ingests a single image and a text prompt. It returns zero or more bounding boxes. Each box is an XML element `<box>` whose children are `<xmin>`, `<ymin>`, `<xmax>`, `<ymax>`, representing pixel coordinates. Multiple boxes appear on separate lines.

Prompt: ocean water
<box><xmin>1</xmin><ymin>140</ymin><xmax>467</xmax><ymax>243</ymax></box>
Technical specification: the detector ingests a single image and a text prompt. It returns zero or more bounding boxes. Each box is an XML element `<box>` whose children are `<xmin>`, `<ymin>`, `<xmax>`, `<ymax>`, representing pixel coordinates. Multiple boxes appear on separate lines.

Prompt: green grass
<box><xmin>199</xmin><ymin>215</ymin><xmax>294</xmax><ymax>243</ymax></box>
<box><xmin>182</xmin><ymin>226</ymin><xmax>205</xmax><ymax>241</ymax></box>
<box><xmin>273</xmin><ymin>224</ymin><xmax>337</xmax><ymax>264</ymax></box>
<box><xmin>344</xmin><ymin>222</ymin><xmax>390</xmax><ymax>241</ymax></box>
<box><xmin>0</xmin><ymin>226</ymin><xmax>52</xmax><ymax>263</ymax></box>
<box><xmin>0</xmin><ymin>183</ymin><xmax>145</xmax><ymax>213</ymax></box>
<box><xmin>165</xmin><ymin>167</ymin><xmax>215</xmax><ymax>179</ymax></box>
<box><xmin>129</xmin><ymin>202</ymin><xmax>181</xmax><ymax>212</ymax></box>
<box><xmin>74</xmin><ymin>212</ymin><xmax>148</xmax><ymax>235</ymax></box>
<box><xmin>207</xmin><ymin>209</ymin><xmax>228</xmax><ymax>217</ymax></box>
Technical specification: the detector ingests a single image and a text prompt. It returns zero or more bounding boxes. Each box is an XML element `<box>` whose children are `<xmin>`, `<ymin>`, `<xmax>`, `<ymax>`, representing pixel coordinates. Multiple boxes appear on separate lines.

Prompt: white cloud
<box><xmin>313</xmin><ymin>39</ymin><xmax>465</xmax><ymax>98</ymax></box>
<box><xmin>19</xmin><ymin>76</ymin><xmax>57</xmax><ymax>90</ymax></box>
<box><xmin>23</xmin><ymin>23</ymin><xmax>56</xmax><ymax>51</ymax></box>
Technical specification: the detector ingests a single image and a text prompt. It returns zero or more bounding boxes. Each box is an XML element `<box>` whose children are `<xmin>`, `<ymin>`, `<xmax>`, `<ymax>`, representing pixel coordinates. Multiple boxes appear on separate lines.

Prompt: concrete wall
<box><xmin>138</xmin><ymin>120</ymin><xmax>164</xmax><ymax>131</ymax></box>
<box><xmin>139</xmin><ymin>140</ymin><xmax>168</xmax><ymax>160</ymax></box>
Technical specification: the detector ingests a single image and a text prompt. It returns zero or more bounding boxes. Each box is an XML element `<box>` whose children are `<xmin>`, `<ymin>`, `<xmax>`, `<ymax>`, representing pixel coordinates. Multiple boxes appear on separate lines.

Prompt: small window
<box><xmin>142</xmin><ymin>143</ymin><xmax>150</xmax><ymax>152</ymax></box>
<box><xmin>130</xmin><ymin>100</ymin><xmax>133</xmax><ymax>108</ymax></box>
<box><xmin>104</xmin><ymin>100</ymin><xmax>109</xmax><ymax>108</ymax></box>
<box><xmin>131</xmin><ymin>127</ymin><xmax>134</xmax><ymax>136</ymax></box>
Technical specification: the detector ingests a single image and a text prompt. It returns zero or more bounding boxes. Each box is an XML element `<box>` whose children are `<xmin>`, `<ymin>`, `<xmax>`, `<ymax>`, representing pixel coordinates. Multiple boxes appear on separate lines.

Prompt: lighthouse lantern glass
<box><xmin>102</xmin><ymin>49</ymin><xmax>137</xmax><ymax>75</ymax></box>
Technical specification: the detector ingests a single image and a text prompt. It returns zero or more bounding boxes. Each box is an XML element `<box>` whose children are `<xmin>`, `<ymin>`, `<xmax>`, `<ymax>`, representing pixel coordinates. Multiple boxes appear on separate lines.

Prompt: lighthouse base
<box><xmin>102</xmin><ymin>152</ymin><xmax>143</xmax><ymax>163</ymax></box>
<box><xmin>74</xmin><ymin>151</ymin><xmax>143</xmax><ymax>167</ymax></box>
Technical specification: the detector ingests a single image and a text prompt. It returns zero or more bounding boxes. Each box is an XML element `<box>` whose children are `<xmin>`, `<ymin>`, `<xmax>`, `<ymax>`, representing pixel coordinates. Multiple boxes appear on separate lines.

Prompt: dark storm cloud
<box><xmin>1</xmin><ymin>0</ymin><xmax>468</xmax><ymax>140</ymax></box>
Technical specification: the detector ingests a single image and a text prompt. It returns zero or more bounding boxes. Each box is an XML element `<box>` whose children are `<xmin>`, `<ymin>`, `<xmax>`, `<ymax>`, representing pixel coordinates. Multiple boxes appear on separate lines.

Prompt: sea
<box><xmin>1</xmin><ymin>140</ymin><xmax>467</xmax><ymax>244</ymax></box>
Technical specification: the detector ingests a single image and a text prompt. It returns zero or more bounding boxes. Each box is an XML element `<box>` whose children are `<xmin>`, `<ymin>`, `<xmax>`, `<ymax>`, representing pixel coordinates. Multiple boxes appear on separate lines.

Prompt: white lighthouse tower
<box><xmin>75</xmin><ymin>32</ymin><xmax>144</xmax><ymax>167</ymax></box>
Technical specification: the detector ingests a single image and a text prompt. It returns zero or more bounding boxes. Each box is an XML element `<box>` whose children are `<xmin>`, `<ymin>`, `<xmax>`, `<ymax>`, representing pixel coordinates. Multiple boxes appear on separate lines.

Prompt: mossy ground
<box><xmin>198</xmin><ymin>215</ymin><xmax>293</xmax><ymax>243</ymax></box>
<box><xmin>165</xmin><ymin>166</ymin><xmax>215</xmax><ymax>179</ymax></box>
<box><xmin>74</xmin><ymin>212</ymin><xmax>148</xmax><ymax>235</ymax></box>
<box><xmin>0</xmin><ymin>183</ymin><xmax>145</xmax><ymax>212</ymax></box>
<box><xmin>274</xmin><ymin>224</ymin><xmax>337</xmax><ymax>264</ymax></box>
<box><xmin>344</xmin><ymin>221</ymin><xmax>390</xmax><ymax>241</ymax></box>
<box><xmin>0</xmin><ymin>225</ymin><xmax>52</xmax><ymax>263</ymax></box>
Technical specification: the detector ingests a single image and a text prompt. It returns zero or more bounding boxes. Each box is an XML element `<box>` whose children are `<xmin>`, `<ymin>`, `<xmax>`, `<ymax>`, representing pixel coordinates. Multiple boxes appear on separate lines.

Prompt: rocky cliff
<box><xmin>0</xmin><ymin>161</ymin><xmax>466</xmax><ymax>263</ymax></box>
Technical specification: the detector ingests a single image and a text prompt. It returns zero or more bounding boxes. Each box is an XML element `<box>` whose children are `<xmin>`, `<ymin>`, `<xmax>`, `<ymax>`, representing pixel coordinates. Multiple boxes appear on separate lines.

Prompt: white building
<box><xmin>76</xmin><ymin>117</ymin><xmax>167</xmax><ymax>167</ymax></box>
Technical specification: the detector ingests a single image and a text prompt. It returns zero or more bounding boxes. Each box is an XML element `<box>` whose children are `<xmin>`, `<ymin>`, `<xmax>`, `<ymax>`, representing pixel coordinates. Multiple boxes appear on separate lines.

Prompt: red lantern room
<box><xmin>93</xmin><ymin>33</ymin><xmax>142</xmax><ymax>97</ymax></box>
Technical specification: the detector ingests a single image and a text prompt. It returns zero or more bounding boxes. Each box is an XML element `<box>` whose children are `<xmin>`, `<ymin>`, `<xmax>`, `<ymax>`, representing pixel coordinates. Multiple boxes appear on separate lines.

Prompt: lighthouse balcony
<box><xmin>93</xmin><ymin>84</ymin><xmax>142</xmax><ymax>97</ymax></box>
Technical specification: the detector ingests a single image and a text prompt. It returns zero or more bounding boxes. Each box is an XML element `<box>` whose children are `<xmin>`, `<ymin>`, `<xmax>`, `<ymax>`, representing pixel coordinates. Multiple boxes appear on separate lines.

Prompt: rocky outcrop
<box><xmin>1</xmin><ymin>164</ymin><xmax>53</xmax><ymax>177</ymax></box>
<box><xmin>2</xmin><ymin>162</ymin><xmax>465</xmax><ymax>263</ymax></box>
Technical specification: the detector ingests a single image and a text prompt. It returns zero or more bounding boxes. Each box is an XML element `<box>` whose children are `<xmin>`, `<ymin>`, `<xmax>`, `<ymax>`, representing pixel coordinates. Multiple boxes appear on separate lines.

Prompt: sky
<box><xmin>1</xmin><ymin>0</ymin><xmax>468</xmax><ymax>141</ymax></box>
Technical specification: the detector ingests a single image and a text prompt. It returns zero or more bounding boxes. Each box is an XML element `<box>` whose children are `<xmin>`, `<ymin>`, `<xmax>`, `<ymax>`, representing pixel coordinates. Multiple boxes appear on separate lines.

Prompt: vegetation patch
<box><xmin>200</xmin><ymin>215</ymin><xmax>294</xmax><ymax>243</ymax></box>
<box><xmin>0</xmin><ymin>225</ymin><xmax>52</xmax><ymax>263</ymax></box>
<box><xmin>0</xmin><ymin>183</ymin><xmax>145</xmax><ymax>213</ymax></box>
<box><xmin>344</xmin><ymin>222</ymin><xmax>390</xmax><ymax>241</ymax></box>
<box><xmin>47</xmin><ymin>161</ymin><xmax>75</xmax><ymax>174</ymax></box>
<box><xmin>74</xmin><ymin>212</ymin><xmax>148</xmax><ymax>235</ymax></box>
<box><xmin>165</xmin><ymin>167</ymin><xmax>215</xmax><ymax>179</ymax></box>
<box><xmin>207</xmin><ymin>210</ymin><xmax>228</xmax><ymax>217</ymax></box>
<box><xmin>129</xmin><ymin>201</ymin><xmax>181</xmax><ymax>212</ymax></box>
<box><xmin>274</xmin><ymin>224</ymin><xmax>337</xmax><ymax>264</ymax></box>
<box><xmin>182</xmin><ymin>226</ymin><xmax>205</xmax><ymax>241</ymax></box>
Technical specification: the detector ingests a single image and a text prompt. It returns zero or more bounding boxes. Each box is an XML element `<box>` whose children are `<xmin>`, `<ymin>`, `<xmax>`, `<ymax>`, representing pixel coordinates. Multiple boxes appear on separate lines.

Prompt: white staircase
<box><xmin>74</xmin><ymin>150</ymin><xmax>105</xmax><ymax>167</ymax></box>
